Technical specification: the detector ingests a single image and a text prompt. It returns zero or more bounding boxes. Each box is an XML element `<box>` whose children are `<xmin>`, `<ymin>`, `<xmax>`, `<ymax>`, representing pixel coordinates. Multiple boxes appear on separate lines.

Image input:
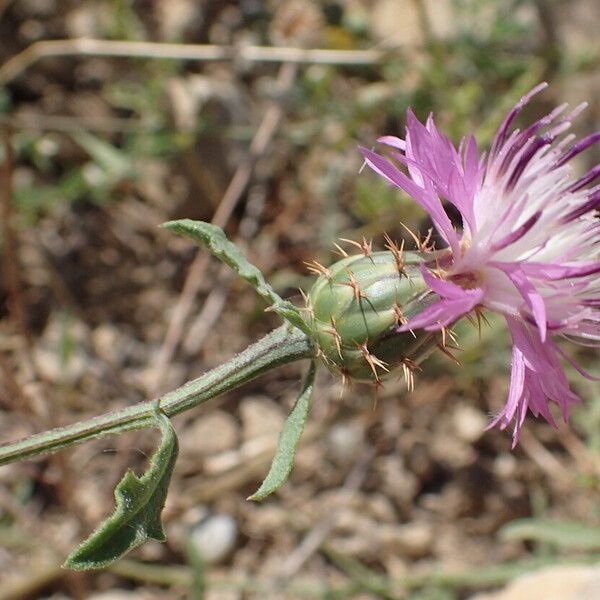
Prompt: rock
<box><xmin>156</xmin><ymin>0</ymin><xmax>199</xmax><ymax>41</ymax></box>
<box><xmin>66</xmin><ymin>4</ymin><xmax>104</xmax><ymax>38</ymax></box>
<box><xmin>384</xmin><ymin>521</ymin><xmax>434</xmax><ymax>558</ymax></box>
<box><xmin>371</xmin><ymin>0</ymin><xmax>454</xmax><ymax>46</ymax></box>
<box><xmin>182</xmin><ymin>410</ymin><xmax>240</xmax><ymax>455</ymax></box>
<box><xmin>470</xmin><ymin>564</ymin><xmax>600</xmax><ymax>600</ymax></box>
<box><xmin>493</xmin><ymin>453</ymin><xmax>518</xmax><ymax>479</ymax></box>
<box><xmin>375</xmin><ymin>455</ymin><xmax>419</xmax><ymax>505</ymax></box>
<box><xmin>91</xmin><ymin>323</ymin><xmax>137</xmax><ymax>365</ymax></box>
<box><xmin>240</xmin><ymin>395</ymin><xmax>284</xmax><ymax>441</ymax></box>
<box><xmin>33</xmin><ymin>314</ymin><xmax>89</xmax><ymax>385</ymax></box>
<box><xmin>452</xmin><ymin>404</ymin><xmax>487</xmax><ymax>443</ymax></box>
<box><xmin>188</xmin><ymin>513</ymin><xmax>238</xmax><ymax>563</ymax></box>
<box><xmin>327</xmin><ymin>420</ymin><xmax>364</xmax><ymax>465</ymax></box>
<box><xmin>269</xmin><ymin>0</ymin><xmax>324</xmax><ymax>47</ymax></box>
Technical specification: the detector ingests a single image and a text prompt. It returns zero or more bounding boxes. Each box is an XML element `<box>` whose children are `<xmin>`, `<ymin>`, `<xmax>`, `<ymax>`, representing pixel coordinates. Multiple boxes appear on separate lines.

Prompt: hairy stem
<box><xmin>0</xmin><ymin>325</ymin><xmax>313</xmax><ymax>466</ymax></box>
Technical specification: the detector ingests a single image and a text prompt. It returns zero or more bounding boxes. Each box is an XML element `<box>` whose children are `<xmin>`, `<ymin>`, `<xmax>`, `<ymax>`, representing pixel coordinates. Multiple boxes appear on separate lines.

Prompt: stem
<box><xmin>0</xmin><ymin>38</ymin><xmax>384</xmax><ymax>86</ymax></box>
<box><xmin>0</xmin><ymin>325</ymin><xmax>313</xmax><ymax>466</ymax></box>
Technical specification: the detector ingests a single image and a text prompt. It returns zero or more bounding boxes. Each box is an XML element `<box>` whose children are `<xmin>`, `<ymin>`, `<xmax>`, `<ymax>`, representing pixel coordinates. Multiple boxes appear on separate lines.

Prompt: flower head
<box><xmin>361</xmin><ymin>83</ymin><xmax>600</xmax><ymax>445</ymax></box>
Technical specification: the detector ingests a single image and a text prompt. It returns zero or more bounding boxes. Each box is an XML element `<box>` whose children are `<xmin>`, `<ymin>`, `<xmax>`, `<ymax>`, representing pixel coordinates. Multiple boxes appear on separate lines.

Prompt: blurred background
<box><xmin>0</xmin><ymin>1</ymin><xmax>599</xmax><ymax>598</ymax></box>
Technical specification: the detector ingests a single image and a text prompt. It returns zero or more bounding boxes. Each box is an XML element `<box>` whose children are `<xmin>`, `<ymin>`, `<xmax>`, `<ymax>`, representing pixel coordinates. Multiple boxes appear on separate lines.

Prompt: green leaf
<box><xmin>248</xmin><ymin>361</ymin><xmax>315</xmax><ymax>501</ymax></box>
<box><xmin>499</xmin><ymin>518</ymin><xmax>600</xmax><ymax>550</ymax></box>
<box><xmin>162</xmin><ymin>219</ymin><xmax>310</xmax><ymax>334</ymax></box>
<box><xmin>64</xmin><ymin>410</ymin><xmax>179</xmax><ymax>570</ymax></box>
<box><xmin>70</xmin><ymin>130</ymin><xmax>136</xmax><ymax>181</ymax></box>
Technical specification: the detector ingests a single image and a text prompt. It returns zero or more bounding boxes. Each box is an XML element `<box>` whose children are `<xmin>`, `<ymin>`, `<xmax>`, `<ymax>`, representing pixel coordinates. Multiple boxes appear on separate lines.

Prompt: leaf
<box><xmin>248</xmin><ymin>361</ymin><xmax>315</xmax><ymax>501</ymax></box>
<box><xmin>162</xmin><ymin>219</ymin><xmax>310</xmax><ymax>334</ymax></box>
<box><xmin>64</xmin><ymin>410</ymin><xmax>179</xmax><ymax>570</ymax></box>
<box><xmin>499</xmin><ymin>518</ymin><xmax>600</xmax><ymax>550</ymax></box>
<box><xmin>70</xmin><ymin>130</ymin><xmax>135</xmax><ymax>181</ymax></box>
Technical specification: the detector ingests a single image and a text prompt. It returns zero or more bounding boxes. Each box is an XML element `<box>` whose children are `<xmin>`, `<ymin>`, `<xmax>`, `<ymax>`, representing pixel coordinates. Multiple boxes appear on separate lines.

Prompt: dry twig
<box><xmin>0</xmin><ymin>38</ymin><xmax>384</xmax><ymax>85</ymax></box>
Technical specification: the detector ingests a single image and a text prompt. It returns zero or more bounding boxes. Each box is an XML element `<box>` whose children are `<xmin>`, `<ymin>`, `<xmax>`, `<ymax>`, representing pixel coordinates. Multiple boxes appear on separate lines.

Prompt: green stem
<box><xmin>0</xmin><ymin>325</ymin><xmax>313</xmax><ymax>466</ymax></box>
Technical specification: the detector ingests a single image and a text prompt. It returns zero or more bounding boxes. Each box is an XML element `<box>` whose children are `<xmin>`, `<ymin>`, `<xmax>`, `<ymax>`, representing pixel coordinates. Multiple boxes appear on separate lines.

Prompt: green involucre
<box><xmin>306</xmin><ymin>251</ymin><xmax>440</xmax><ymax>381</ymax></box>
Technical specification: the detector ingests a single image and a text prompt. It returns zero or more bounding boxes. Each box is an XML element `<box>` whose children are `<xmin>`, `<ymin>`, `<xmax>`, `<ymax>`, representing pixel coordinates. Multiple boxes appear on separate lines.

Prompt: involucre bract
<box><xmin>305</xmin><ymin>249</ymin><xmax>440</xmax><ymax>384</ymax></box>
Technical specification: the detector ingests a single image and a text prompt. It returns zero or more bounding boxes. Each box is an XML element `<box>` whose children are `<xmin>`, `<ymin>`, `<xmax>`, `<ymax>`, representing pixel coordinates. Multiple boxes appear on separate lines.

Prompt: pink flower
<box><xmin>361</xmin><ymin>83</ymin><xmax>600</xmax><ymax>445</ymax></box>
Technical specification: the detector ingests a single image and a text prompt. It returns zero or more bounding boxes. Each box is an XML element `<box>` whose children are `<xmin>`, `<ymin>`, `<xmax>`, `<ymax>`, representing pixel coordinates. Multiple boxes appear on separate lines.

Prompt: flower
<box><xmin>360</xmin><ymin>83</ymin><xmax>600</xmax><ymax>445</ymax></box>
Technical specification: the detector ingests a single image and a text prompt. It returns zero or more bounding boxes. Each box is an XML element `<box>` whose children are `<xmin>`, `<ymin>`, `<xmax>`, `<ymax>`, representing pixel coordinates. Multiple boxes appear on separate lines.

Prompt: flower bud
<box><xmin>305</xmin><ymin>250</ymin><xmax>440</xmax><ymax>384</ymax></box>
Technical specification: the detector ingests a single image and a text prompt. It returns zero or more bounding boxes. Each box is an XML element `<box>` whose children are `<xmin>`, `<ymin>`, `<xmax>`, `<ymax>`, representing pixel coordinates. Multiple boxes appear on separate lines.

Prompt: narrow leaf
<box><xmin>499</xmin><ymin>518</ymin><xmax>600</xmax><ymax>550</ymax></box>
<box><xmin>64</xmin><ymin>410</ymin><xmax>179</xmax><ymax>570</ymax></box>
<box><xmin>249</xmin><ymin>361</ymin><xmax>315</xmax><ymax>501</ymax></box>
<box><xmin>71</xmin><ymin>130</ymin><xmax>135</xmax><ymax>179</ymax></box>
<box><xmin>162</xmin><ymin>219</ymin><xmax>309</xmax><ymax>333</ymax></box>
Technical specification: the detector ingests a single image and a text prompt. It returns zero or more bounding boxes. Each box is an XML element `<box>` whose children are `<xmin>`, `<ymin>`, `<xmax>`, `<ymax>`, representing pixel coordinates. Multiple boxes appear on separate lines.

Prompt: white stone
<box><xmin>452</xmin><ymin>404</ymin><xmax>487</xmax><ymax>443</ymax></box>
<box><xmin>188</xmin><ymin>514</ymin><xmax>237</xmax><ymax>563</ymax></box>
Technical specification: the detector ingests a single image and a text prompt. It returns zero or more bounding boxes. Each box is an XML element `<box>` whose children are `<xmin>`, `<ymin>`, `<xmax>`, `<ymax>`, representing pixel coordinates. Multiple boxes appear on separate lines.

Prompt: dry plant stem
<box><xmin>0</xmin><ymin>38</ymin><xmax>384</xmax><ymax>85</ymax></box>
<box><xmin>0</xmin><ymin>113</ymin><xmax>151</xmax><ymax>133</ymax></box>
<box><xmin>150</xmin><ymin>62</ymin><xmax>298</xmax><ymax>392</ymax></box>
<box><xmin>0</xmin><ymin>325</ymin><xmax>313</xmax><ymax>467</ymax></box>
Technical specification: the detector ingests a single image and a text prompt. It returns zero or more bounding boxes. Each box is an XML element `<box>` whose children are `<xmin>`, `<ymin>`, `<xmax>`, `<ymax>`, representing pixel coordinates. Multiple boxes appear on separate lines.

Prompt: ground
<box><xmin>1</xmin><ymin>1</ymin><xmax>600</xmax><ymax>599</ymax></box>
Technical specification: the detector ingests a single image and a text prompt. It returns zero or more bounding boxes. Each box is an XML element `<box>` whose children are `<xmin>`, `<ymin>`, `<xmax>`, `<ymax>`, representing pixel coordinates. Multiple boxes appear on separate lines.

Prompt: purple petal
<box><xmin>486</xmin><ymin>317</ymin><xmax>582</xmax><ymax>445</ymax></box>
<box><xmin>487</xmin><ymin>345</ymin><xmax>526</xmax><ymax>431</ymax></box>
<box><xmin>493</xmin><ymin>263</ymin><xmax>547</xmax><ymax>341</ymax></box>
<box><xmin>406</xmin><ymin>113</ymin><xmax>479</xmax><ymax>228</ymax></box>
<box><xmin>557</xmin><ymin>131</ymin><xmax>600</xmax><ymax>167</ymax></box>
<box><xmin>397</xmin><ymin>283</ymin><xmax>483</xmax><ymax>331</ymax></box>
<box><xmin>565</xmin><ymin>163</ymin><xmax>600</xmax><ymax>193</ymax></box>
<box><xmin>359</xmin><ymin>146</ymin><xmax>460</xmax><ymax>254</ymax></box>
<box><xmin>490</xmin><ymin>83</ymin><xmax>548</xmax><ymax>157</ymax></box>
<box><xmin>524</xmin><ymin>371</ymin><xmax>558</xmax><ymax>428</ymax></box>
<box><xmin>562</xmin><ymin>189</ymin><xmax>600</xmax><ymax>222</ymax></box>
<box><xmin>397</xmin><ymin>297</ymin><xmax>475</xmax><ymax>331</ymax></box>
<box><xmin>520</xmin><ymin>261</ymin><xmax>600</xmax><ymax>280</ymax></box>
<box><xmin>419</xmin><ymin>265</ymin><xmax>478</xmax><ymax>299</ymax></box>
<box><xmin>553</xmin><ymin>342</ymin><xmax>600</xmax><ymax>381</ymax></box>
<box><xmin>490</xmin><ymin>211</ymin><xmax>541</xmax><ymax>252</ymax></box>
<box><xmin>507</xmin><ymin>318</ymin><xmax>579</xmax><ymax>420</ymax></box>
<box><xmin>377</xmin><ymin>135</ymin><xmax>406</xmax><ymax>151</ymax></box>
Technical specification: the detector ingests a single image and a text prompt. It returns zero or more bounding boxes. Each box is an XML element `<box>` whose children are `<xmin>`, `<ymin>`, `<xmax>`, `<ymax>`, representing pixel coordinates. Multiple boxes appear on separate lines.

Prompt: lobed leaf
<box><xmin>64</xmin><ymin>410</ymin><xmax>179</xmax><ymax>570</ymax></box>
<box><xmin>162</xmin><ymin>219</ymin><xmax>309</xmax><ymax>333</ymax></box>
<box><xmin>248</xmin><ymin>361</ymin><xmax>316</xmax><ymax>501</ymax></box>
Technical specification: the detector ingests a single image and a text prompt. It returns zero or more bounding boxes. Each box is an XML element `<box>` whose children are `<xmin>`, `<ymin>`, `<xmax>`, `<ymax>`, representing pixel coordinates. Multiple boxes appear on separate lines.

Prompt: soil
<box><xmin>1</xmin><ymin>1</ymin><xmax>600</xmax><ymax>599</ymax></box>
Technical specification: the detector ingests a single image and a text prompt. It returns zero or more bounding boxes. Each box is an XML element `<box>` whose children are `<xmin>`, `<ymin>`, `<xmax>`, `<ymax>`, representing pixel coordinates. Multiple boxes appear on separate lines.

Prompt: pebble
<box><xmin>327</xmin><ymin>420</ymin><xmax>364</xmax><ymax>465</ymax></box>
<box><xmin>239</xmin><ymin>395</ymin><xmax>284</xmax><ymax>441</ymax></box>
<box><xmin>33</xmin><ymin>314</ymin><xmax>89</xmax><ymax>385</ymax></box>
<box><xmin>452</xmin><ymin>404</ymin><xmax>487</xmax><ymax>443</ymax></box>
<box><xmin>188</xmin><ymin>513</ymin><xmax>237</xmax><ymax>563</ymax></box>
<box><xmin>182</xmin><ymin>410</ymin><xmax>240</xmax><ymax>455</ymax></box>
<box><xmin>387</xmin><ymin>522</ymin><xmax>434</xmax><ymax>558</ymax></box>
<box><xmin>371</xmin><ymin>0</ymin><xmax>453</xmax><ymax>46</ymax></box>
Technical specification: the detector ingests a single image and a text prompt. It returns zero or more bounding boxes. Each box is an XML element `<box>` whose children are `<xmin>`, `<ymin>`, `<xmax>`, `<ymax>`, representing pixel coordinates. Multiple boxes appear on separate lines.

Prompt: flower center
<box><xmin>450</xmin><ymin>271</ymin><xmax>484</xmax><ymax>290</ymax></box>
